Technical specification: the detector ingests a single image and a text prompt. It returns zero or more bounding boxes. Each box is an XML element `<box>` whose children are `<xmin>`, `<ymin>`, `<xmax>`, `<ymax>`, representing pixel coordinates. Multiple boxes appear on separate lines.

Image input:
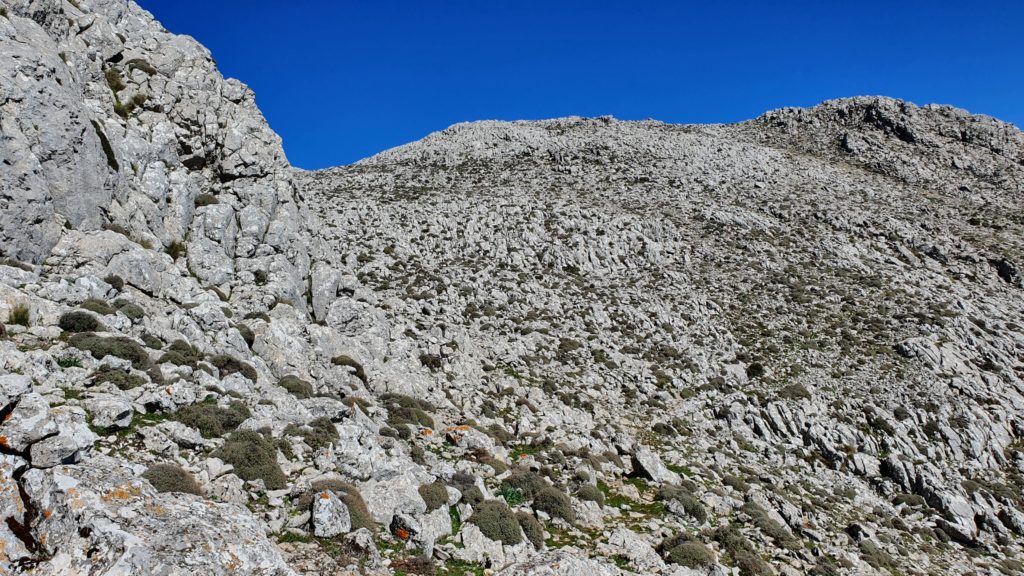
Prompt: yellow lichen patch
<box><xmin>101</xmin><ymin>484</ymin><xmax>142</xmax><ymax>502</ymax></box>
<box><xmin>0</xmin><ymin>436</ymin><xmax>8</xmax><ymax>448</ymax></box>
<box><xmin>42</xmin><ymin>509</ymin><xmax>51</xmax><ymax>519</ymax></box>
<box><xmin>318</xmin><ymin>491</ymin><xmax>331</xmax><ymax>500</ymax></box>
<box><xmin>420</xmin><ymin>428</ymin><xmax>434</xmax><ymax>437</ymax></box>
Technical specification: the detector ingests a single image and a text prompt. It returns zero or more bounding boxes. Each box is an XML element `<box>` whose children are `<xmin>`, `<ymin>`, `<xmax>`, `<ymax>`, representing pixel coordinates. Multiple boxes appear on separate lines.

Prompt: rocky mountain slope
<box><xmin>1</xmin><ymin>1</ymin><xmax>1023</xmax><ymax>575</ymax></box>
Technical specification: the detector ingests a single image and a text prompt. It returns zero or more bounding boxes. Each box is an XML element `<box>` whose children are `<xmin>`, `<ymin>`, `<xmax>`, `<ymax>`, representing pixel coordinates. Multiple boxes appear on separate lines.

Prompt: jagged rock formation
<box><xmin>1</xmin><ymin>1</ymin><xmax>1023</xmax><ymax>575</ymax></box>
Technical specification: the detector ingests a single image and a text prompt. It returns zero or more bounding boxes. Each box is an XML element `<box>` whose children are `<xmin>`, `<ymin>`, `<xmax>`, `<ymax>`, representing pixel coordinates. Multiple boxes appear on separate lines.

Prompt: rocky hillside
<box><xmin>2</xmin><ymin>2</ymin><xmax>1023</xmax><ymax>575</ymax></box>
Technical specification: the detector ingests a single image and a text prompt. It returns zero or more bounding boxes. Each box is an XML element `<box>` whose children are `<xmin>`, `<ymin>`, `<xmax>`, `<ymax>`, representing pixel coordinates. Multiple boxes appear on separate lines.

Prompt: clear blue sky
<box><xmin>137</xmin><ymin>0</ymin><xmax>1023</xmax><ymax>170</ymax></box>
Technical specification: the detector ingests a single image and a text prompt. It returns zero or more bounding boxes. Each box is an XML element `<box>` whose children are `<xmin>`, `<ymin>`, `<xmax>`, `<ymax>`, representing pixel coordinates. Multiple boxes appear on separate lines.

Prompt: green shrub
<box><xmin>214</xmin><ymin>430</ymin><xmax>286</xmax><ymax>489</ymax></box>
<box><xmin>722</xmin><ymin>474</ymin><xmax>750</xmax><ymax>493</ymax></box>
<box><xmin>104</xmin><ymin>67</ymin><xmax>125</xmax><ymax>92</ymax></box>
<box><xmin>331</xmin><ymin>354</ymin><xmax>367</xmax><ymax>384</ymax></box>
<box><xmin>777</xmin><ymin>383</ymin><xmax>811</xmax><ymax>401</ymax></box>
<box><xmin>294</xmin><ymin>479</ymin><xmax>376</xmax><ymax>531</ymax></box>
<box><xmin>92</xmin><ymin>366</ymin><xmax>146</xmax><ymax>390</ymax></box>
<box><xmin>714</xmin><ymin>524</ymin><xmax>755</xmax><ymax>556</ymax></box>
<box><xmin>173</xmin><ymin>400</ymin><xmax>250</xmax><ymax>438</ymax></box>
<box><xmin>59</xmin><ymin>311</ymin><xmax>102</xmax><ymax>333</ymax></box>
<box><xmin>56</xmin><ymin>356</ymin><xmax>82</xmax><ymax>369</ymax></box>
<box><xmin>166</xmin><ymin>240</ymin><xmax>186</xmax><ymax>260</ymax></box>
<box><xmin>533</xmin><ymin>486</ymin><xmax>575</xmax><ymax>523</ymax></box>
<box><xmin>451</xmin><ymin>473</ymin><xmax>484</xmax><ymax>506</ymax></box>
<box><xmin>143</xmin><ymin>463</ymin><xmax>203</xmax><ymax>496</ymax></box>
<box><xmin>91</xmin><ymin>120</ymin><xmax>119</xmax><ymax>171</ymax></box>
<box><xmin>657</xmin><ymin>485</ymin><xmax>707</xmax><ymax>523</ymax></box>
<box><xmin>8</xmin><ymin>303</ymin><xmax>30</xmax><ymax>327</ymax></box>
<box><xmin>80</xmin><ymin>298</ymin><xmax>116</xmax><ymax>315</ymax></box>
<box><xmin>497</xmin><ymin>485</ymin><xmax>525</xmax><ymax>506</ymax></box>
<box><xmin>516</xmin><ymin>511</ymin><xmax>545</xmax><ymax>549</ymax></box>
<box><xmin>159</xmin><ymin>340</ymin><xmax>203</xmax><ymax>368</ymax></box>
<box><xmin>278</xmin><ymin>375</ymin><xmax>314</xmax><ymax>399</ymax></box>
<box><xmin>126</xmin><ymin>58</ymin><xmax>158</xmax><ymax>76</ymax></box>
<box><xmin>666</xmin><ymin>541</ymin><xmax>715</xmax><ymax>568</ymax></box>
<box><xmin>283</xmin><ymin>417</ymin><xmax>338</xmax><ymax>451</ymax></box>
<box><xmin>194</xmin><ymin>193</ymin><xmax>219</xmax><ymax>207</ymax></box>
<box><xmin>741</xmin><ymin>502</ymin><xmax>797</xmax><ymax>549</ymax></box>
<box><xmin>419</xmin><ymin>481</ymin><xmax>449</xmax><ymax>511</ymax></box>
<box><xmin>501</xmin><ymin>469</ymin><xmax>548</xmax><ymax>500</ymax></box>
<box><xmin>140</xmin><ymin>332</ymin><xmax>163</xmax><ymax>349</ymax></box>
<box><xmin>734</xmin><ymin>551</ymin><xmax>774</xmax><ymax>576</ymax></box>
<box><xmin>68</xmin><ymin>333</ymin><xmax>151</xmax><ymax>369</ymax></box>
<box><xmin>470</xmin><ymin>500</ymin><xmax>522</xmax><ymax>545</ymax></box>
<box><xmin>209</xmin><ymin>354</ymin><xmax>258</xmax><ymax>382</ymax></box>
<box><xmin>236</xmin><ymin>323</ymin><xmax>255</xmax><ymax>348</ymax></box>
<box><xmin>383</xmin><ymin>393</ymin><xmax>435</xmax><ymax>429</ymax></box>
<box><xmin>104</xmin><ymin>275</ymin><xmax>125</xmax><ymax>291</ymax></box>
<box><xmin>113</xmin><ymin>299</ymin><xmax>145</xmax><ymax>320</ymax></box>
<box><xmin>577</xmin><ymin>484</ymin><xmax>605</xmax><ymax>506</ymax></box>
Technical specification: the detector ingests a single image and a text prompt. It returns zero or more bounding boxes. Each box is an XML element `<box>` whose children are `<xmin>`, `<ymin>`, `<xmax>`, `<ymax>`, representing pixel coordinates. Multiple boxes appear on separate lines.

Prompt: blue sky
<box><xmin>138</xmin><ymin>0</ymin><xmax>1023</xmax><ymax>170</ymax></box>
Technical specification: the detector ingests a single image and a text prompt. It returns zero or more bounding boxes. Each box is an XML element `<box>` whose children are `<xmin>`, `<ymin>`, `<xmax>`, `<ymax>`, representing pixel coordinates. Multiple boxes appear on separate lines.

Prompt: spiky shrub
<box><xmin>278</xmin><ymin>375</ymin><xmax>314</xmax><ymax>399</ymax></box>
<box><xmin>419</xmin><ymin>481</ymin><xmax>449</xmax><ymax>511</ymax></box>
<box><xmin>158</xmin><ymin>339</ymin><xmax>203</xmax><ymax>368</ymax></box>
<box><xmin>294</xmin><ymin>478</ymin><xmax>376</xmax><ymax>531</ymax></box>
<box><xmin>173</xmin><ymin>400</ymin><xmax>251</xmax><ymax>438</ymax></box>
<box><xmin>451</xmin><ymin>472</ymin><xmax>484</xmax><ymax>506</ymax></box>
<box><xmin>283</xmin><ymin>417</ymin><xmax>338</xmax><ymax>450</ymax></box>
<box><xmin>236</xmin><ymin>323</ymin><xmax>255</xmax><ymax>348</ymax></box>
<box><xmin>103</xmin><ymin>274</ymin><xmax>125</xmax><ymax>291</ymax></box>
<box><xmin>516</xmin><ymin>511</ymin><xmax>545</xmax><ymax>549</ymax></box>
<box><xmin>143</xmin><ymin>463</ymin><xmax>203</xmax><ymax>496</ymax></box>
<box><xmin>500</xmin><ymin>469</ymin><xmax>548</xmax><ymax>500</ymax></box>
<box><xmin>113</xmin><ymin>299</ymin><xmax>145</xmax><ymax>321</ymax></box>
<box><xmin>382</xmin><ymin>393</ymin><xmax>435</xmax><ymax>430</ymax></box>
<box><xmin>80</xmin><ymin>298</ymin><xmax>116</xmax><ymax>315</ymax></box>
<box><xmin>331</xmin><ymin>354</ymin><xmax>367</xmax><ymax>384</ymax></box>
<box><xmin>165</xmin><ymin>240</ymin><xmax>186</xmax><ymax>260</ymax></box>
<box><xmin>194</xmin><ymin>193</ymin><xmax>219</xmax><ymax>207</ymax></box>
<box><xmin>577</xmin><ymin>484</ymin><xmax>605</xmax><ymax>506</ymax></box>
<box><xmin>214</xmin><ymin>430</ymin><xmax>286</xmax><ymax>489</ymax></box>
<box><xmin>657</xmin><ymin>485</ymin><xmax>707</xmax><ymax>523</ymax></box>
<box><xmin>533</xmin><ymin>486</ymin><xmax>576</xmax><ymax>523</ymax></box>
<box><xmin>92</xmin><ymin>366</ymin><xmax>146</xmax><ymax>390</ymax></box>
<box><xmin>59</xmin><ymin>311</ymin><xmax>102</xmax><ymax>333</ymax></box>
<box><xmin>665</xmin><ymin>541</ymin><xmax>715</xmax><ymax>568</ymax></box>
<box><xmin>470</xmin><ymin>500</ymin><xmax>522</xmax><ymax>545</ymax></box>
<box><xmin>209</xmin><ymin>354</ymin><xmax>258</xmax><ymax>382</ymax></box>
<box><xmin>8</xmin><ymin>303</ymin><xmax>30</xmax><ymax>327</ymax></box>
<box><xmin>68</xmin><ymin>333</ymin><xmax>151</xmax><ymax>369</ymax></box>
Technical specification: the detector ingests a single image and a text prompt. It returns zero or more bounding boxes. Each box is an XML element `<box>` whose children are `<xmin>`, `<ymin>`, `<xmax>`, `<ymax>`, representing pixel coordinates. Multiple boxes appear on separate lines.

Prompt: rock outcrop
<box><xmin>1</xmin><ymin>1</ymin><xmax>1023</xmax><ymax>575</ymax></box>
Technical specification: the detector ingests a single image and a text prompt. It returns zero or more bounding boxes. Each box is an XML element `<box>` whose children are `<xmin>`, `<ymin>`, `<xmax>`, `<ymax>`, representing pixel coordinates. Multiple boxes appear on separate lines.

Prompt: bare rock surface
<box><xmin>1</xmin><ymin>1</ymin><xmax>1023</xmax><ymax>575</ymax></box>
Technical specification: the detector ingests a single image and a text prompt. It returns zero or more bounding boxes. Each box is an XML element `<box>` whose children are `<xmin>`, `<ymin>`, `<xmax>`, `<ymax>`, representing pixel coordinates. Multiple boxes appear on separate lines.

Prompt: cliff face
<box><xmin>1</xmin><ymin>2</ymin><xmax>1023</xmax><ymax>576</ymax></box>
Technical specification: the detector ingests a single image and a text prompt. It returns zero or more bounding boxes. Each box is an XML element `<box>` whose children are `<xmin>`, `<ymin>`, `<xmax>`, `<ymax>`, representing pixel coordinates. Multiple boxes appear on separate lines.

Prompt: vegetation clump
<box><xmin>533</xmin><ymin>486</ymin><xmax>576</xmax><ymax>523</ymax></box>
<box><xmin>59</xmin><ymin>311</ymin><xmax>102</xmax><ymax>333</ymax></box>
<box><xmin>500</xmin><ymin>469</ymin><xmax>548</xmax><ymax>500</ymax></box>
<box><xmin>419</xmin><ymin>481</ymin><xmax>449</xmax><ymax>511</ymax></box>
<box><xmin>92</xmin><ymin>365</ymin><xmax>146</xmax><ymax>390</ymax></box>
<box><xmin>194</xmin><ymin>193</ymin><xmax>219</xmax><ymax>207</ymax></box>
<box><xmin>470</xmin><ymin>500</ymin><xmax>522</xmax><ymax>545</ymax></box>
<box><xmin>657</xmin><ymin>485</ymin><xmax>708</xmax><ymax>523</ymax></box>
<box><xmin>113</xmin><ymin>299</ymin><xmax>145</xmax><ymax>320</ymax></box>
<box><xmin>382</xmin><ymin>393</ymin><xmax>435</xmax><ymax>429</ymax></box>
<box><xmin>294</xmin><ymin>478</ymin><xmax>376</xmax><ymax>531</ymax></box>
<box><xmin>516</xmin><ymin>511</ymin><xmax>545</xmax><ymax>549</ymax></box>
<box><xmin>577</xmin><ymin>484</ymin><xmax>605</xmax><ymax>505</ymax></box>
<box><xmin>331</xmin><ymin>354</ymin><xmax>367</xmax><ymax>384</ymax></box>
<box><xmin>142</xmin><ymin>463</ymin><xmax>203</xmax><ymax>496</ymax></box>
<box><xmin>214</xmin><ymin>429</ymin><xmax>287</xmax><ymax>489</ymax></box>
<box><xmin>278</xmin><ymin>375</ymin><xmax>315</xmax><ymax>399</ymax></box>
<box><xmin>661</xmin><ymin>536</ymin><xmax>715</xmax><ymax>568</ymax></box>
<box><xmin>68</xmin><ymin>332</ymin><xmax>151</xmax><ymax>369</ymax></box>
<box><xmin>173</xmin><ymin>400</ymin><xmax>250</xmax><ymax>438</ymax></box>
<box><xmin>158</xmin><ymin>340</ymin><xmax>204</xmax><ymax>368</ymax></box>
<box><xmin>209</xmin><ymin>354</ymin><xmax>258</xmax><ymax>382</ymax></box>
<box><xmin>283</xmin><ymin>417</ymin><xmax>338</xmax><ymax>450</ymax></box>
<box><xmin>8</xmin><ymin>303</ymin><xmax>30</xmax><ymax>327</ymax></box>
<box><xmin>80</xmin><ymin>298</ymin><xmax>116</xmax><ymax>315</ymax></box>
